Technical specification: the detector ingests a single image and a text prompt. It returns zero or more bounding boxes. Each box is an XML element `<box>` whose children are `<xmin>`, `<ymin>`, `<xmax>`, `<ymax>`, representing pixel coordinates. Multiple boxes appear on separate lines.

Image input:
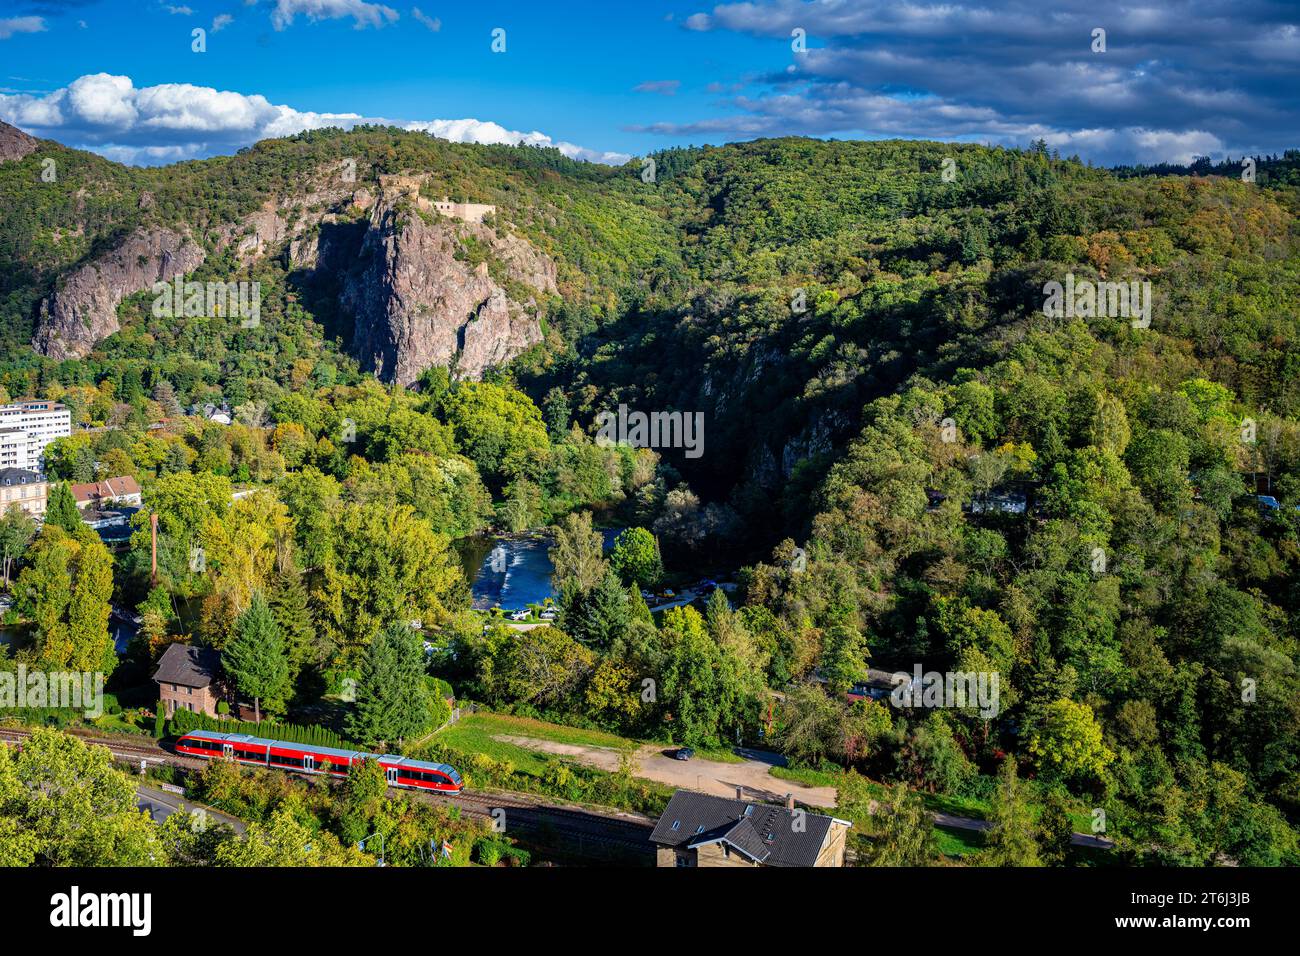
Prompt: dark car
<box><xmin>673</xmin><ymin>747</ymin><xmax>695</xmax><ymax>761</ymax></box>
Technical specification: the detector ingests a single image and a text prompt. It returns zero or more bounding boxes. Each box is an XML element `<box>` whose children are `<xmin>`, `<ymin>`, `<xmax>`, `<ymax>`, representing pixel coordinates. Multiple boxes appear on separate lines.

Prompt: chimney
<box><xmin>735</xmin><ymin>786</ymin><xmax>744</xmax><ymax>801</ymax></box>
<box><xmin>785</xmin><ymin>793</ymin><xmax>795</xmax><ymax>810</ymax></box>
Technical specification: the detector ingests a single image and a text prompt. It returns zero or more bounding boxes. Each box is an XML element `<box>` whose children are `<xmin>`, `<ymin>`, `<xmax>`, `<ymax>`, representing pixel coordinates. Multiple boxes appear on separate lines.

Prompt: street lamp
<box><xmin>358</xmin><ymin>832</ymin><xmax>386</xmax><ymax>867</ymax></box>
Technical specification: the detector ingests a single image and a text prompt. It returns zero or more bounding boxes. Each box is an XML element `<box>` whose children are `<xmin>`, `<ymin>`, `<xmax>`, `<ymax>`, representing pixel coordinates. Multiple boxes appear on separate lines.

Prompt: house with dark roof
<box><xmin>152</xmin><ymin>642</ymin><xmax>227</xmax><ymax>718</ymax></box>
<box><xmin>0</xmin><ymin>466</ymin><xmax>47</xmax><ymax>517</ymax></box>
<box><xmin>650</xmin><ymin>789</ymin><xmax>851</xmax><ymax>867</ymax></box>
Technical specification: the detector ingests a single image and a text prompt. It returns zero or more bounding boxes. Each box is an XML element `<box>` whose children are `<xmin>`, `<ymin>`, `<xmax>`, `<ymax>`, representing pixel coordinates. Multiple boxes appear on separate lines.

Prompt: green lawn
<box><xmin>769</xmin><ymin>764</ymin><xmax>845</xmax><ymax>789</ymax></box>
<box><xmin>936</xmin><ymin>824</ymin><xmax>986</xmax><ymax>857</ymax></box>
<box><xmin>436</xmin><ymin>711</ymin><xmax>747</xmax><ymax>767</ymax></box>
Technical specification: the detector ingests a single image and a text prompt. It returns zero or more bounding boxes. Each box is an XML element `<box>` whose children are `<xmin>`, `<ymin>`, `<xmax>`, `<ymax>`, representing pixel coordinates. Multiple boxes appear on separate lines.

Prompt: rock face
<box><xmin>0</xmin><ymin>121</ymin><xmax>39</xmax><ymax>164</ymax></box>
<box><xmin>32</xmin><ymin>227</ymin><xmax>205</xmax><ymax>359</ymax></box>
<box><xmin>26</xmin><ymin>160</ymin><xmax>554</xmax><ymax>380</ymax></box>
<box><xmin>341</xmin><ymin>197</ymin><xmax>555</xmax><ymax>385</ymax></box>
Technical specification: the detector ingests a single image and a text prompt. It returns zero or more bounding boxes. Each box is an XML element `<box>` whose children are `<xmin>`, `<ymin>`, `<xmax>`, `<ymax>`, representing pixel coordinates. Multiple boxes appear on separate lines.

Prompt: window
<box><xmin>675</xmin><ymin>855</ymin><xmax>693</xmax><ymax>867</ymax></box>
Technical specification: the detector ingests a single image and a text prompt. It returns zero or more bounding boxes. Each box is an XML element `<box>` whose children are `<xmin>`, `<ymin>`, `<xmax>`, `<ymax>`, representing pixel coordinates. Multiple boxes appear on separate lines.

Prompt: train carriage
<box><xmin>175</xmin><ymin>729</ymin><xmax>463</xmax><ymax>793</ymax></box>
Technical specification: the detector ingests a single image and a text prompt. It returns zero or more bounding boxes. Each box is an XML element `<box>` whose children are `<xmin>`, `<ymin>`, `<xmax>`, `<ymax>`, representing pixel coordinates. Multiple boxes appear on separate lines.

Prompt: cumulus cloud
<box><xmin>402</xmin><ymin>118</ymin><xmax>630</xmax><ymax>165</ymax></box>
<box><xmin>0</xmin><ymin>16</ymin><xmax>46</xmax><ymax>39</ymax></box>
<box><xmin>271</xmin><ymin>0</ymin><xmax>399</xmax><ymax>31</ymax></box>
<box><xmin>0</xmin><ymin>72</ymin><xmax>629</xmax><ymax>166</ymax></box>
<box><xmin>212</xmin><ymin>13</ymin><xmax>233</xmax><ymax>32</ymax></box>
<box><xmin>671</xmin><ymin>0</ymin><xmax>1299</xmax><ymax>165</ymax></box>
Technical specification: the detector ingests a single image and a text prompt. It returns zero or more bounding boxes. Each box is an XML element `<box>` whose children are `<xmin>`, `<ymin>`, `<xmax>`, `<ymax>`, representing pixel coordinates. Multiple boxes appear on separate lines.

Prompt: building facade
<box><xmin>0</xmin><ymin>400</ymin><xmax>71</xmax><ymax>471</ymax></box>
<box><xmin>153</xmin><ymin>643</ymin><xmax>227</xmax><ymax>718</ymax></box>
<box><xmin>432</xmin><ymin>197</ymin><xmax>497</xmax><ymax>223</ymax></box>
<box><xmin>0</xmin><ymin>467</ymin><xmax>47</xmax><ymax>517</ymax></box>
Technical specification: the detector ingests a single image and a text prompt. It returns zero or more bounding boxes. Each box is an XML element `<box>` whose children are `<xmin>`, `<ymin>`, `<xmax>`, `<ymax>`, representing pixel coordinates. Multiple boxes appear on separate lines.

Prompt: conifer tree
<box><xmin>222</xmin><ymin>591</ymin><xmax>289</xmax><ymax>723</ymax></box>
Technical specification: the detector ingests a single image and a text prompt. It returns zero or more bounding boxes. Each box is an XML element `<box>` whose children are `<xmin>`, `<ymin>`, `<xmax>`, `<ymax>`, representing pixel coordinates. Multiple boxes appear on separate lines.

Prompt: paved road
<box><xmin>930</xmin><ymin>811</ymin><xmax>1113</xmax><ymax>849</ymax></box>
<box><xmin>135</xmin><ymin>783</ymin><xmax>247</xmax><ymax>835</ymax></box>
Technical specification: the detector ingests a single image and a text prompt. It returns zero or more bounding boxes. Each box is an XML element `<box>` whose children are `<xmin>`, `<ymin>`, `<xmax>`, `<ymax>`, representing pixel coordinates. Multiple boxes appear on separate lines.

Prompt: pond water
<box><xmin>456</xmin><ymin>528</ymin><xmax>622</xmax><ymax>611</ymax></box>
<box><xmin>0</xmin><ymin>619</ymin><xmax>134</xmax><ymax>656</ymax></box>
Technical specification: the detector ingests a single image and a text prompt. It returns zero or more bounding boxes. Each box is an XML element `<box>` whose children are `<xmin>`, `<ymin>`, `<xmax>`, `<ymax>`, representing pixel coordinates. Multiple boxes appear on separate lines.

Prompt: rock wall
<box><xmin>341</xmin><ymin>197</ymin><xmax>555</xmax><ymax>385</ymax></box>
<box><xmin>32</xmin><ymin>227</ymin><xmax>205</xmax><ymax>359</ymax></box>
<box><xmin>0</xmin><ymin>120</ymin><xmax>39</xmax><ymax>164</ymax></box>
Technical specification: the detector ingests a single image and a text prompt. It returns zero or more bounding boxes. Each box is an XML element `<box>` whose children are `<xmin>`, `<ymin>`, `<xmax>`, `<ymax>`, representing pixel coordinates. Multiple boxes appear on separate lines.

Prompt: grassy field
<box><xmin>434</xmin><ymin>712</ymin><xmax>637</xmax><ymax>775</ymax></box>
<box><xmin>436</xmin><ymin>711</ymin><xmax>745</xmax><ymax>767</ymax></box>
<box><xmin>936</xmin><ymin>824</ymin><xmax>986</xmax><ymax>857</ymax></box>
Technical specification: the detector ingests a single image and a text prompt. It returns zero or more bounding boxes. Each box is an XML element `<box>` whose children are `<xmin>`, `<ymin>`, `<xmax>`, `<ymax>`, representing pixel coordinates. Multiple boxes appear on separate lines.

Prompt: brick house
<box><xmin>650</xmin><ymin>789</ymin><xmax>851</xmax><ymax>867</ymax></box>
<box><xmin>153</xmin><ymin>643</ymin><xmax>227</xmax><ymax>718</ymax></box>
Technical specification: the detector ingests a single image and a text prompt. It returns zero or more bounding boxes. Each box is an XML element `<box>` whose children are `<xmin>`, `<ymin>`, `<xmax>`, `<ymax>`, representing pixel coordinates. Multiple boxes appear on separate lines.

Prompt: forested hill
<box><xmin>2</xmin><ymin>124</ymin><xmax>1300</xmax><ymax>863</ymax></box>
<box><xmin>1</xmin><ymin>126</ymin><xmax>1299</xmax><ymax>551</ymax></box>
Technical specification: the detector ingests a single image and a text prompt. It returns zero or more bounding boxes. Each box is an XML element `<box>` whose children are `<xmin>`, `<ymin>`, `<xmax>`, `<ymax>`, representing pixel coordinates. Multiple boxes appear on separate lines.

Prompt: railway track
<box><xmin>0</xmin><ymin>725</ymin><xmax>655</xmax><ymax>858</ymax></box>
<box><xmin>0</xmin><ymin>726</ymin><xmax>205</xmax><ymax>769</ymax></box>
<box><xmin>444</xmin><ymin>789</ymin><xmax>654</xmax><ymax>854</ymax></box>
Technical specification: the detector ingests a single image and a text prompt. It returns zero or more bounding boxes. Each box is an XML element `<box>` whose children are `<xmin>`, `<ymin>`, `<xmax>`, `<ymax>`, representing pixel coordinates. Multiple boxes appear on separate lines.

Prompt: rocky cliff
<box><xmin>32</xmin><ymin>227</ymin><xmax>206</xmax><ymax>359</ymax></box>
<box><xmin>27</xmin><ymin>159</ymin><xmax>555</xmax><ymax>380</ymax></box>
<box><xmin>341</xmin><ymin>195</ymin><xmax>555</xmax><ymax>385</ymax></box>
<box><xmin>0</xmin><ymin>120</ymin><xmax>39</xmax><ymax>164</ymax></box>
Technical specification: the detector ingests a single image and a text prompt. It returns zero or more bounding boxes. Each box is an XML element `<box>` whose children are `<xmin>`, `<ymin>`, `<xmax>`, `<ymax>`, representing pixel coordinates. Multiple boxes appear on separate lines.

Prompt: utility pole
<box><xmin>150</xmin><ymin>512</ymin><xmax>158</xmax><ymax>585</ymax></box>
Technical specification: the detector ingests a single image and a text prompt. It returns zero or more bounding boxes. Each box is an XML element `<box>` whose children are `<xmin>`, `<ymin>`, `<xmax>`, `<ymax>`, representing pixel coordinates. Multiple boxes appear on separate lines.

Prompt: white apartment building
<box><xmin>0</xmin><ymin>400</ymin><xmax>71</xmax><ymax>472</ymax></box>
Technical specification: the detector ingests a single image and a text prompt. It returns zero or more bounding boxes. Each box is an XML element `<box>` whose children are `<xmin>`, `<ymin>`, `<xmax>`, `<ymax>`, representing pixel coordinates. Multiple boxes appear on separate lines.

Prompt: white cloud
<box><xmin>0</xmin><ymin>73</ymin><xmax>629</xmax><ymax>166</ymax></box>
<box><xmin>671</xmin><ymin>0</ymin><xmax>1298</xmax><ymax>165</ymax></box>
<box><xmin>402</xmin><ymin>118</ymin><xmax>630</xmax><ymax>165</ymax></box>
<box><xmin>271</xmin><ymin>0</ymin><xmax>399</xmax><ymax>31</ymax></box>
<box><xmin>67</xmin><ymin>73</ymin><xmax>139</xmax><ymax>128</ymax></box>
<box><xmin>634</xmin><ymin>80</ymin><xmax>681</xmax><ymax>96</ymax></box>
<box><xmin>411</xmin><ymin>7</ymin><xmax>440</xmax><ymax>32</ymax></box>
<box><xmin>0</xmin><ymin>17</ymin><xmax>46</xmax><ymax>40</ymax></box>
<box><xmin>212</xmin><ymin>14</ymin><xmax>234</xmax><ymax>32</ymax></box>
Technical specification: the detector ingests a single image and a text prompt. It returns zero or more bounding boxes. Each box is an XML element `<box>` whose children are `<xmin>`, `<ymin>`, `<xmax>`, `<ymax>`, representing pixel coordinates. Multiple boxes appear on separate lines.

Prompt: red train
<box><xmin>175</xmin><ymin>729</ymin><xmax>463</xmax><ymax>793</ymax></box>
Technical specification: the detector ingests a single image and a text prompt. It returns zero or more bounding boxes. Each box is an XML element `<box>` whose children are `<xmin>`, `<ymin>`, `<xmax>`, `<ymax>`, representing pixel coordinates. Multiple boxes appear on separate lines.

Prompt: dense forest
<box><xmin>1</xmin><ymin>127</ymin><xmax>1298</xmax><ymax>866</ymax></box>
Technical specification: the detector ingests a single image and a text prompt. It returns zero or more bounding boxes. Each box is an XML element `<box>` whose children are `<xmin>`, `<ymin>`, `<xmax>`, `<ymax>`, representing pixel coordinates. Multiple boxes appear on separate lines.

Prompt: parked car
<box><xmin>539</xmin><ymin>609</ymin><xmax>557</xmax><ymax>620</ymax></box>
<box><xmin>673</xmin><ymin>747</ymin><xmax>695</xmax><ymax>761</ymax></box>
<box><xmin>509</xmin><ymin>609</ymin><xmax>531</xmax><ymax>621</ymax></box>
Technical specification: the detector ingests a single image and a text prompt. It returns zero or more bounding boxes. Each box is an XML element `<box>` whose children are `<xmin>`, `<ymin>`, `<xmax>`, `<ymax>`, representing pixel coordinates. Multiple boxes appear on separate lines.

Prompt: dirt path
<box><xmin>492</xmin><ymin>735</ymin><xmax>838</xmax><ymax>808</ymax></box>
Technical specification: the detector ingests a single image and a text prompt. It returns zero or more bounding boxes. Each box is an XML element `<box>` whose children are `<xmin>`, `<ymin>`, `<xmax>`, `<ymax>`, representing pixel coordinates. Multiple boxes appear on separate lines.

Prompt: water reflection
<box><xmin>456</xmin><ymin>529</ymin><xmax>621</xmax><ymax>611</ymax></box>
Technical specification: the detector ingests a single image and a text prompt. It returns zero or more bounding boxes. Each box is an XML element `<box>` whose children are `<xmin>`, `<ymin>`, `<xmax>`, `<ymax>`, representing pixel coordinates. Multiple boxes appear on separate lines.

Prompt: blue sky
<box><xmin>1</xmin><ymin>0</ymin><xmax>1297</xmax><ymax>167</ymax></box>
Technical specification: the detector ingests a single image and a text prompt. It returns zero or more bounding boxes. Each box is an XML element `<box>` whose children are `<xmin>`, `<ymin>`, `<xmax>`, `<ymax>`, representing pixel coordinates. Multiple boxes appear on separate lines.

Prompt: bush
<box><xmin>167</xmin><ymin>707</ymin><xmax>355</xmax><ymax>749</ymax></box>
